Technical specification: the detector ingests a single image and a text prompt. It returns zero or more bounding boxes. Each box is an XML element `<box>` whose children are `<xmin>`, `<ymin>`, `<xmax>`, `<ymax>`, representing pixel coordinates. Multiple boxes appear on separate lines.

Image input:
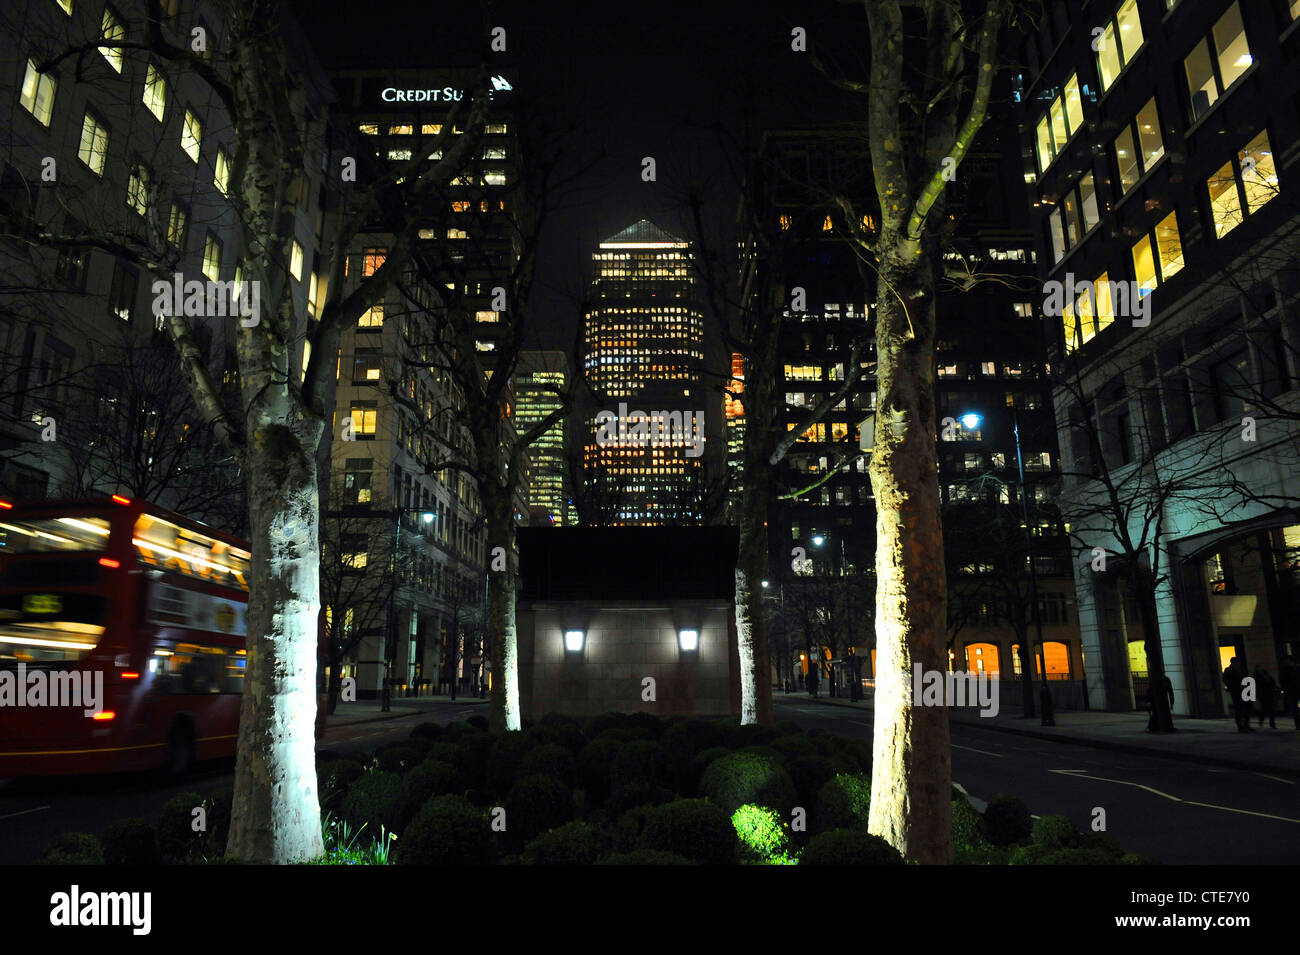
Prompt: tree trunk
<box><xmin>486</xmin><ymin>494</ymin><xmax>521</xmax><ymax>732</ymax></box>
<box><xmin>735</xmin><ymin>473</ymin><xmax>774</xmax><ymax>724</ymax></box>
<box><xmin>1135</xmin><ymin>569</ymin><xmax>1174</xmax><ymax>731</ymax></box>
<box><xmin>226</xmin><ymin>420</ymin><xmax>325</xmax><ymax>863</ymax></box>
<box><xmin>866</xmin><ymin>250</ymin><xmax>952</xmax><ymax>864</ymax></box>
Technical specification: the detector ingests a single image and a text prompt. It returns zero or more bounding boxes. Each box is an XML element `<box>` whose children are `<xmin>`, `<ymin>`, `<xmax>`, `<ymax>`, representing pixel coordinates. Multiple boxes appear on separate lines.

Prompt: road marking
<box><xmin>951</xmin><ymin>743</ymin><xmax>1003</xmax><ymax>758</ymax></box>
<box><xmin>1252</xmin><ymin>772</ymin><xmax>1294</xmax><ymax>785</ymax></box>
<box><xmin>0</xmin><ymin>805</ymin><xmax>50</xmax><ymax>820</ymax></box>
<box><xmin>1048</xmin><ymin>769</ymin><xmax>1300</xmax><ymax>824</ymax></box>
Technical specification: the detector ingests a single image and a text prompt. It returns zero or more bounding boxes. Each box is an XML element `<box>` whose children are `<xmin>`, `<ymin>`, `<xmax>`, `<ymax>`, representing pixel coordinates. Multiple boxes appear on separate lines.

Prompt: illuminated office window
<box><xmin>1185</xmin><ymin>3</ymin><xmax>1251</xmax><ymax>121</ymax></box>
<box><xmin>1096</xmin><ymin>0</ymin><xmax>1144</xmax><ymax>92</ymax></box>
<box><xmin>19</xmin><ymin>60</ymin><xmax>56</xmax><ymax>126</ymax></box>
<box><xmin>214</xmin><ymin>148</ymin><xmax>230</xmax><ymax>196</ymax></box>
<box><xmin>290</xmin><ymin>241</ymin><xmax>304</xmax><ymax>281</ymax></box>
<box><xmin>99</xmin><ymin>6</ymin><xmax>125</xmax><ymax>72</ymax></box>
<box><xmin>143</xmin><ymin>63</ymin><xmax>167</xmax><ymax>121</ymax></box>
<box><xmin>181</xmin><ymin>108</ymin><xmax>202</xmax><ymax>162</ymax></box>
<box><xmin>77</xmin><ymin>110</ymin><xmax>109</xmax><ymax>176</ymax></box>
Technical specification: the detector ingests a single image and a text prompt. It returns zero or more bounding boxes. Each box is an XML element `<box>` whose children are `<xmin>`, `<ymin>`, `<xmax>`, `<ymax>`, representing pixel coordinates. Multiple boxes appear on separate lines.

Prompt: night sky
<box><xmin>300</xmin><ymin>0</ymin><xmax>870</xmax><ymax>351</ymax></box>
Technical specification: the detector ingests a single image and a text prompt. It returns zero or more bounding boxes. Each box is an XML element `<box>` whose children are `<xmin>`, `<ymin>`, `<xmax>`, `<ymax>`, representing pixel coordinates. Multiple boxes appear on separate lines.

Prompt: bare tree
<box><xmin>10</xmin><ymin>1</ymin><xmax>494</xmax><ymax>861</ymax></box>
<box><xmin>819</xmin><ymin>0</ymin><xmax>1009</xmax><ymax>863</ymax></box>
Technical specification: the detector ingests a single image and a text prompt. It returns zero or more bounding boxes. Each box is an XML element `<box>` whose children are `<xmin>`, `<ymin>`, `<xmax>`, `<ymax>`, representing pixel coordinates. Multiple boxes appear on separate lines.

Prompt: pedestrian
<box><xmin>1222</xmin><ymin>657</ymin><xmax>1253</xmax><ymax>732</ymax></box>
<box><xmin>1254</xmin><ymin>666</ymin><xmax>1277</xmax><ymax>729</ymax></box>
<box><xmin>807</xmin><ymin>666</ymin><xmax>819</xmax><ymax>699</ymax></box>
<box><xmin>1281</xmin><ymin>654</ymin><xmax>1300</xmax><ymax>731</ymax></box>
<box><xmin>1144</xmin><ymin>673</ymin><xmax>1173</xmax><ymax>731</ymax></box>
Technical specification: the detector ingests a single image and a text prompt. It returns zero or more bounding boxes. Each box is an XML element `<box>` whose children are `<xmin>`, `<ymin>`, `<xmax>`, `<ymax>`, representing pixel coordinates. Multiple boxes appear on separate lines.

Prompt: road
<box><xmin>775</xmin><ymin>696</ymin><xmax>1300</xmax><ymax>864</ymax></box>
<box><xmin>0</xmin><ymin>704</ymin><xmax>475</xmax><ymax>865</ymax></box>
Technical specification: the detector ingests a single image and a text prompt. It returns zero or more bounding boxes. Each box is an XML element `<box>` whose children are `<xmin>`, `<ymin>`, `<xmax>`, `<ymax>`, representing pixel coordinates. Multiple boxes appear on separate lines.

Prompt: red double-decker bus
<box><xmin>0</xmin><ymin>497</ymin><xmax>256</xmax><ymax>776</ymax></box>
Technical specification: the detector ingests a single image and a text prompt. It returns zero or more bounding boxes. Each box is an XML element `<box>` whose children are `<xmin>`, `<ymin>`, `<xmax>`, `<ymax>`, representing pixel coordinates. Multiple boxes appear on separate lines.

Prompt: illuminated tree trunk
<box><xmin>866</xmin><ymin>249</ymin><xmax>952</xmax><ymax>863</ymax></box>
<box><xmin>735</xmin><ymin>468</ymin><xmax>774</xmax><ymax>725</ymax></box>
<box><xmin>485</xmin><ymin>484</ymin><xmax>521</xmax><ymax>732</ymax></box>
<box><xmin>227</xmin><ymin>413</ymin><xmax>325</xmax><ymax>863</ymax></box>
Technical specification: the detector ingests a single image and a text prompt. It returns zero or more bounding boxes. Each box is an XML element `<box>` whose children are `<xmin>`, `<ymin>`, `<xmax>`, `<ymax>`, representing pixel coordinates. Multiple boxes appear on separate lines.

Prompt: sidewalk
<box><xmin>324</xmin><ymin>694</ymin><xmax>488</xmax><ymax>728</ymax></box>
<box><xmin>778</xmin><ymin>690</ymin><xmax>1300</xmax><ymax>778</ymax></box>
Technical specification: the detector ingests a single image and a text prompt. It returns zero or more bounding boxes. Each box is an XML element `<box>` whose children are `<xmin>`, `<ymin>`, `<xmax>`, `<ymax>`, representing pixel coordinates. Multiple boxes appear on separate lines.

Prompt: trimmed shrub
<box><xmin>1032</xmin><ymin>814</ymin><xmax>1080</xmax><ymax>851</ymax></box>
<box><xmin>584</xmin><ymin>712</ymin><xmax>629</xmax><ymax>739</ymax></box>
<box><xmin>686</xmin><ymin>746</ymin><xmax>731</xmax><ymax>795</ymax></box>
<box><xmin>40</xmin><ymin>832</ymin><xmax>103</xmax><ymax>865</ymax></box>
<box><xmin>577</xmin><ymin>736</ymin><xmax>623</xmax><ymax>804</ymax></box>
<box><xmin>983</xmin><ymin>794</ymin><xmax>1034</xmax><ymax>847</ymax></box>
<box><xmin>624</xmin><ymin>712</ymin><xmax>665</xmax><ymax>739</ymax></box>
<box><xmin>732</xmin><ymin>804</ymin><xmax>794</xmax><ymax>864</ymax></box>
<box><xmin>505</xmin><ymin>774</ymin><xmax>574</xmax><ymax>849</ymax></box>
<box><xmin>610</xmin><ymin>739</ymin><xmax>672</xmax><ymax>792</ymax></box>
<box><xmin>466</xmin><ymin>715</ymin><xmax>489</xmax><ymax>732</ymax></box>
<box><xmin>518</xmin><ymin>744</ymin><xmax>576</xmax><ymax>787</ymax></box>
<box><xmin>157</xmin><ymin>791</ymin><xmax>207</xmax><ymax>862</ymax></box>
<box><xmin>770</xmin><ymin>733</ymin><xmax>817</xmax><ymax>762</ymax></box>
<box><xmin>396</xmin><ymin>795</ymin><xmax>496</xmax><ymax>865</ymax></box>
<box><xmin>340</xmin><ymin>770</ymin><xmax>404</xmax><ymax>834</ymax></box>
<box><xmin>525</xmin><ymin>722</ymin><xmax>586</xmax><ymax>755</ymax></box>
<box><xmin>594</xmin><ymin>726</ymin><xmax>654</xmax><ymax>744</ymax></box>
<box><xmin>376</xmin><ymin>744</ymin><xmax>424</xmax><ymax>775</ymax></box>
<box><xmin>394</xmin><ymin>761</ymin><xmax>462</xmax><ymax>833</ymax></box>
<box><xmin>318</xmin><ymin>758</ymin><xmax>365</xmax><ymax>807</ymax></box>
<box><xmin>597</xmin><ymin>849</ymin><xmax>696</xmax><ymax>865</ymax></box>
<box><xmin>539</xmin><ymin>712</ymin><xmax>581</xmax><ymax>729</ymax></box>
<box><xmin>409</xmin><ymin>722</ymin><xmax>443</xmax><ymax>743</ymax></box>
<box><xmin>717</xmin><ymin>720</ymin><xmax>780</xmax><ymax>750</ymax></box>
<box><xmin>487</xmin><ymin>733</ymin><xmax>538</xmax><ymax>795</ymax></box>
<box><xmin>1082</xmin><ymin>831</ymin><xmax>1127</xmax><ymax>860</ymax></box>
<box><xmin>951</xmin><ymin>797</ymin><xmax>987</xmax><ymax>849</ymax></box>
<box><xmin>522</xmin><ymin>820</ymin><xmax>609</xmax><ymax>865</ymax></box>
<box><xmin>800</xmin><ymin>829</ymin><xmax>903</xmax><ymax>866</ymax></box>
<box><xmin>662</xmin><ymin>718</ymin><xmax>725</xmax><ymax>760</ymax></box>
<box><xmin>426</xmin><ymin>742</ymin><xmax>474</xmax><ymax>781</ymax></box>
<box><xmin>640</xmin><ymin>798</ymin><xmax>737</xmax><ymax>865</ymax></box>
<box><xmin>787</xmin><ymin>755</ymin><xmax>838</xmax><ymax>809</ymax></box>
<box><xmin>811</xmin><ymin>773</ymin><xmax>871</xmax><ymax>834</ymax></box>
<box><xmin>101</xmin><ymin>818</ymin><xmax>161</xmax><ymax>866</ymax></box>
<box><xmin>955</xmin><ymin>843</ymin><xmax>1010</xmax><ymax>865</ymax></box>
<box><xmin>605</xmin><ymin>782</ymin><xmax>675</xmax><ymax>818</ymax></box>
<box><xmin>611</xmin><ymin>805</ymin><xmax>654</xmax><ymax>853</ymax></box>
<box><xmin>701</xmin><ymin>751</ymin><xmax>798</xmax><ymax>816</ymax></box>
<box><xmin>1012</xmin><ymin>844</ymin><xmax>1117</xmax><ymax>865</ymax></box>
<box><xmin>832</xmin><ymin>738</ymin><xmax>872</xmax><ymax>774</ymax></box>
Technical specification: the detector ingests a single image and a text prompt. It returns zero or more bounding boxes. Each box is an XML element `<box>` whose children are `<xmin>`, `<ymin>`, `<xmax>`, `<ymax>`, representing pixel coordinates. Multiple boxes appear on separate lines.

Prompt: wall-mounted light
<box><xmin>678</xmin><ymin>629</ymin><xmax>699</xmax><ymax>653</ymax></box>
<box><xmin>564</xmin><ymin>630</ymin><xmax>585</xmax><ymax>654</ymax></box>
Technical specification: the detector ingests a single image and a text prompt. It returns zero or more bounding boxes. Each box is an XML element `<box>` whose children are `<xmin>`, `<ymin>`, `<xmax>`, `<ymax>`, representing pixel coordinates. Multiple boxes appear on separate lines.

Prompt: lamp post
<box><xmin>389</xmin><ymin>504</ymin><xmax>436</xmax><ymax>701</ymax></box>
<box><xmin>959</xmin><ymin>409</ymin><xmax>1042</xmax><ymax>719</ymax></box>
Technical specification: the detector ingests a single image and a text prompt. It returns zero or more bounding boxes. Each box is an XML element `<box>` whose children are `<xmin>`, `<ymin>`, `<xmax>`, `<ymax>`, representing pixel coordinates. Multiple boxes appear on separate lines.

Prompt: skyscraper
<box><xmin>514</xmin><ymin>351</ymin><xmax>571</xmax><ymax>526</ymax></box>
<box><xmin>582</xmin><ymin>219</ymin><xmax>708</xmax><ymax>525</ymax></box>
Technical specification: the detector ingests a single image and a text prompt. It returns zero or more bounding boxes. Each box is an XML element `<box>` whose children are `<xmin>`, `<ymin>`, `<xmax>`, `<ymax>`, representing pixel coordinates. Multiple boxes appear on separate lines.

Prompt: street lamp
<box><xmin>958</xmin><ymin>408</ymin><xmax>1045</xmax><ymax>720</ymax></box>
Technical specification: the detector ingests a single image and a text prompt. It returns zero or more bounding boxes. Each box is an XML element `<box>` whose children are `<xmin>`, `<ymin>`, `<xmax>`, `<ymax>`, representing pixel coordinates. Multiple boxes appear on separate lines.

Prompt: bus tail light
<box><xmin>111</xmin><ymin>495</ymin><xmax>131</xmax><ymax>506</ymax></box>
<box><xmin>91</xmin><ymin>711</ymin><xmax>116</xmax><ymax>721</ymax></box>
<box><xmin>121</xmin><ymin>671</ymin><xmax>140</xmax><ymax>680</ymax></box>
<box><xmin>98</xmin><ymin>558</ymin><xmax>121</xmax><ymax>569</ymax></box>
<box><xmin>0</xmin><ymin>500</ymin><xmax>11</xmax><ymax>510</ymax></box>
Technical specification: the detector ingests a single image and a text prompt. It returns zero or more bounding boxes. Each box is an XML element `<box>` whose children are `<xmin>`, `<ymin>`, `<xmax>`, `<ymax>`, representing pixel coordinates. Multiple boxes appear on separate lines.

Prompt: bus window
<box><xmin>0</xmin><ymin>593</ymin><xmax>107</xmax><ymax>665</ymax></box>
<box><xmin>133</xmin><ymin>514</ymin><xmax>250</xmax><ymax>592</ymax></box>
<box><xmin>0</xmin><ymin>517</ymin><xmax>111</xmax><ymax>554</ymax></box>
<box><xmin>152</xmin><ymin>643</ymin><xmax>245</xmax><ymax>695</ymax></box>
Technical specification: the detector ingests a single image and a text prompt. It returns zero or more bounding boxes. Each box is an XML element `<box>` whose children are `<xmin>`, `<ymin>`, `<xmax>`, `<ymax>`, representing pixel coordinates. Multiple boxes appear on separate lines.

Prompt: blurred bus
<box><xmin>0</xmin><ymin>496</ymin><xmax>288</xmax><ymax>775</ymax></box>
